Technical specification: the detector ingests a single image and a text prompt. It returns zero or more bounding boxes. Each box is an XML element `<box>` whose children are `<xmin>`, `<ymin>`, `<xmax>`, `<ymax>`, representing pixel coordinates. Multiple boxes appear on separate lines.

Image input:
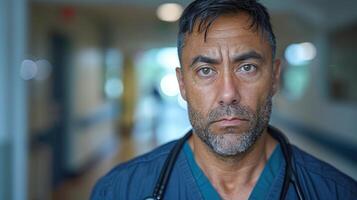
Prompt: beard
<box><xmin>187</xmin><ymin>94</ymin><xmax>272</xmax><ymax>158</ymax></box>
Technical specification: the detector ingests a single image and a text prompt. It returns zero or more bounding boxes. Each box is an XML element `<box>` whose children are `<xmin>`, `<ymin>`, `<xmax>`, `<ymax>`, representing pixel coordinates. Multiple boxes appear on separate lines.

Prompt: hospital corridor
<box><xmin>1</xmin><ymin>0</ymin><xmax>357</xmax><ymax>199</ymax></box>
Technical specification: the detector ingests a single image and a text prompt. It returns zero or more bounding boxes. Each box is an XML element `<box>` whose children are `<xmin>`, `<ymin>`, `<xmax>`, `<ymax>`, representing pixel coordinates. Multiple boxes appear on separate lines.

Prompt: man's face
<box><xmin>176</xmin><ymin>13</ymin><xmax>280</xmax><ymax>157</ymax></box>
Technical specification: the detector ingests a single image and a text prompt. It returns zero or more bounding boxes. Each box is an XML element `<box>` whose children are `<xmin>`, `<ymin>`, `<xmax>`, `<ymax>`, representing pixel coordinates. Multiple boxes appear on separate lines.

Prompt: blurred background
<box><xmin>1</xmin><ymin>0</ymin><xmax>356</xmax><ymax>199</ymax></box>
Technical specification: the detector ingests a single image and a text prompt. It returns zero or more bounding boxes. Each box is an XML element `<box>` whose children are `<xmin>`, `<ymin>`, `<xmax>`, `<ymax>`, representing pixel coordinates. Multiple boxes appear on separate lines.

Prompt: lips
<box><xmin>213</xmin><ymin>117</ymin><xmax>248</xmax><ymax>127</ymax></box>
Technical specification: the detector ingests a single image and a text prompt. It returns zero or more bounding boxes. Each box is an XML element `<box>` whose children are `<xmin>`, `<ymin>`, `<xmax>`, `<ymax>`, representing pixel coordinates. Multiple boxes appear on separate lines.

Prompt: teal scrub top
<box><xmin>183</xmin><ymin>142</ymin><xmax>283</xmax><ymax>200</ymax></box>
<box><xmin>92</xmin><ymin>126</ymin><xmax>357</xmax><ymax>200</ymax></box>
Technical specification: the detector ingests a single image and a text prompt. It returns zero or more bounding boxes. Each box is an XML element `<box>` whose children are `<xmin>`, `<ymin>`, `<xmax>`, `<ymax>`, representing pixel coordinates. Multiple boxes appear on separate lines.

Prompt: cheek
<box><xmin>240</xmin><ymin>80</ymin><xmax>273</xmax><ymax>110</ymax></box>
<box><xmin>184</xmin><ymin>80</ymin><xmax>216</xmax><ymax>116</ymax></box>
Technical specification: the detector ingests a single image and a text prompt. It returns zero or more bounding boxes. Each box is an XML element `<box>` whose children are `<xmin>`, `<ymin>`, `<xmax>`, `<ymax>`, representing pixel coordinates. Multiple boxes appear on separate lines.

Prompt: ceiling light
<box><xmin>156</xmin><ymin>3</ymin><xmax>183</xmax><ymax>22</ymax></box>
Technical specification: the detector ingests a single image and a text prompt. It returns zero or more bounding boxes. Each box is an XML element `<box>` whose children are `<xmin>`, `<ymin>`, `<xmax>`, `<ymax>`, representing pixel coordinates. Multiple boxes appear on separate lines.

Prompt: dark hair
<box><xmin>177</xmin><ymin>0</ymin><xmax>276</xmax><ymax>62</ymax></box>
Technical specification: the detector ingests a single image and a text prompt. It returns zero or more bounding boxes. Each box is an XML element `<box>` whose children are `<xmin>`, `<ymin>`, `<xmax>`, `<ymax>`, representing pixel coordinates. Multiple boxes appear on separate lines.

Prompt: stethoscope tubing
<box><xmin>145</xmin><ymin>126</ymin><xmax>305</xmax><ymax>200</ymax></box>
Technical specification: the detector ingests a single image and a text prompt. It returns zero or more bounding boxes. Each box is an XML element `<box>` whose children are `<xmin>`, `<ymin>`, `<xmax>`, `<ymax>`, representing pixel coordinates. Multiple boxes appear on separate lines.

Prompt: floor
<box><xmin>52</xmin><ymin>135</ymin><xmax>157</xmax><ymax>200</ymax></box>
<box><xmin>52</xmin><ymin>98</ymin><xmax>190</xmax><ymax>200</ymax></box>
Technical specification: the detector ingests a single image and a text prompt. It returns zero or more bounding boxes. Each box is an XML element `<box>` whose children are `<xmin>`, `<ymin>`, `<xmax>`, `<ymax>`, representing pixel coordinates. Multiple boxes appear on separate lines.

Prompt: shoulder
<box><xmin>112</xmin><ymin>139</ymin><xmax>176</xmax><ymax>171</ymax></box>
<box><xmin>90</xmin><ymin>140</ymin><xmax>177</xmax><ymax>200</ymax></box>
<box><xmin>291</xmin><ymin>145</ymin><xmax>357</xmax><ymax>198</ymax></box>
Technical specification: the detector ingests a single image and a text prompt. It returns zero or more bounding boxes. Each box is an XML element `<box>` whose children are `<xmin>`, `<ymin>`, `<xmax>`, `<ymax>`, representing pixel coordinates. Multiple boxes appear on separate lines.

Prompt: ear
<box><xmin>272</xmin><ymin>58</ymin><xmax>281</xmax><ymax>96</ymax></box>
<box><xmin>176</xmin><ymin>67</ymin><xmax>187</xmax><ymax>101</ymax></box>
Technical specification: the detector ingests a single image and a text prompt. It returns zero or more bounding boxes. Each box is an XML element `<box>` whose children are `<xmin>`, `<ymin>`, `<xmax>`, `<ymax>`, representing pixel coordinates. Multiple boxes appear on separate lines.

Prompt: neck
<box><xmin>189</xmin><ymin>128</ymin><xmax>277</xmax><ymax>199</ymax></box>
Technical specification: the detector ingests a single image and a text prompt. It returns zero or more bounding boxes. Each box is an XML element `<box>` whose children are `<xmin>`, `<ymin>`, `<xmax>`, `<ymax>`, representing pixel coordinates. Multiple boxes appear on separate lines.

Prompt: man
<box><xmin>91</xmin><ymin>0</ymin><xmax>357</xmax><ymax>199</ymax></box>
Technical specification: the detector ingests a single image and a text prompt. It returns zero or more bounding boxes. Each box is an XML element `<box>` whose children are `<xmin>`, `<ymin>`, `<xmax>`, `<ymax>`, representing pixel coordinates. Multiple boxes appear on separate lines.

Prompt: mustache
<box><xmin>207</xmin><ymin>104</ymin><xmax>253</xmax><ymax>123</ymax></box>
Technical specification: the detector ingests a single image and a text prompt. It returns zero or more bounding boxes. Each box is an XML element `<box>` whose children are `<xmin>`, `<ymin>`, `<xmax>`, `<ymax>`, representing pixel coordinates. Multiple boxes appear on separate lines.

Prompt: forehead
<box><xmin>200</xmin><ymin>13</ymin><xmax>254</xmax><ymax>39</ymax></box>
<box><xmin>182</xmin><ymin>13</ymin><xmax>271</xmax><ymax>61</ymax></box>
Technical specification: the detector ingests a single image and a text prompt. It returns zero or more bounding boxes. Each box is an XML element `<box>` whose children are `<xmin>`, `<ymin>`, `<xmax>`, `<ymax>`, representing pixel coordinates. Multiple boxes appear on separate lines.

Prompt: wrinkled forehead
<box><xmin>181</xmin><ymin>13</ymin><xmax>270</xmax><ymax>59</ymax></box>
<box><xmin>194</xmin><ymin>13</ymin><xmax>262</xmax><ymax>40</ymax></box>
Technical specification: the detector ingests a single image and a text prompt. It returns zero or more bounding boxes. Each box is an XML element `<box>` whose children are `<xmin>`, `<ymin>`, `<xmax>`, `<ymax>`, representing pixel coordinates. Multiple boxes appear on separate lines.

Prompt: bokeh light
<box><xmin>160</xmin><ymin>73</ymin><xmax>179</xmax><ymax>97</ymax></box>
<box><xmin>35</xmin><ymin>59</ymin><xmax>52</xmax><ymax>81</ymax></box>
<box><xmin>20</xmin><ymin>59</ymin><xmax>37</xmax><ymax>80</ymax></box>
<box><xmin>105</xmin><ymin>78</ymin><xmax>123</xmax><ymax>99</ymax></box>
<box><xmin>285</xmin><ymin>42</ymin><xmax>317</xmax><ymax>65</ymax></box>
<box><xmin>156</xmin><ymin>3</ymin><xmax>183</xmax><ymax>22</ymax></box>
<box><xmin>156</xmin><ymin>47</ymin><xmax>180</xmax><ymax>70</ymax></box>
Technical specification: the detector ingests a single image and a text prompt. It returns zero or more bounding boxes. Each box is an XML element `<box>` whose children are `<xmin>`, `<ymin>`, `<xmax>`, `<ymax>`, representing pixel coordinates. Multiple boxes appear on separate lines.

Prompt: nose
<box><xmin>218</xmin><ymin>72</ymin><xmax>240</xmax><ymax>106</ymax></box>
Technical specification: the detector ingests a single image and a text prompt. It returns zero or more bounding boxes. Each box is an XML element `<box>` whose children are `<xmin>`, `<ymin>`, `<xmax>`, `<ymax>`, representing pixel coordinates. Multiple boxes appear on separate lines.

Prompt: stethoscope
<box><xmin>144</xmin><ymin>126</ymin><xmax>305</xmax><ymax>200</ymax></box>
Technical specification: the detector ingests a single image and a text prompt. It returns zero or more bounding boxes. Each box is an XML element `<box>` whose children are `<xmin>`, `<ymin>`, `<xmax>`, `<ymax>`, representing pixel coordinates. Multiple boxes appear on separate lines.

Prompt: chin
<box><xmin>206</xmin><ymin>128</ymin><xmax>262</xmax><ymax>156</ymax></box>
<box><xmin>212</xmin><ymin>125</ymin><xmax>251</xmax><ymax>135</ymax></box>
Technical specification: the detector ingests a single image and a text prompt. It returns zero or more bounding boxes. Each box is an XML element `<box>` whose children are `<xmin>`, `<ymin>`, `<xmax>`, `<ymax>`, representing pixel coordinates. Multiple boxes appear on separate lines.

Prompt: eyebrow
<box><xmin>189</xmin><ymin>51</ymin><xmax>264</xmax><ymax>68</ymax></box>
<box><xmin>232</xmin><ymin>51</ymin><xmax>263</xmax><ymax>62</ymax></box>
<box><xmin>190</xmin><ymin>55</ymin><xmax>220</xmax><ymax>68</ymax></box>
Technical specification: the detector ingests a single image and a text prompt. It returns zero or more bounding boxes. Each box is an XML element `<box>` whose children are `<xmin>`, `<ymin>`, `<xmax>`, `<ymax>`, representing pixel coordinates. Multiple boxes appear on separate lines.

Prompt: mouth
<box><xmin>212</xmin><ymin>117</ymin><xmax>248</xmax><ymax>127</ymax></box>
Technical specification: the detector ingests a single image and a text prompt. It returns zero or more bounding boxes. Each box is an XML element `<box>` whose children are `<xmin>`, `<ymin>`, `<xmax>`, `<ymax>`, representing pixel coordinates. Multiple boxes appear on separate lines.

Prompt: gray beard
<box><xmin>187</xmin><ymin>95</ymin><xmax>272</xmax><ymax>158</ymax></box>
